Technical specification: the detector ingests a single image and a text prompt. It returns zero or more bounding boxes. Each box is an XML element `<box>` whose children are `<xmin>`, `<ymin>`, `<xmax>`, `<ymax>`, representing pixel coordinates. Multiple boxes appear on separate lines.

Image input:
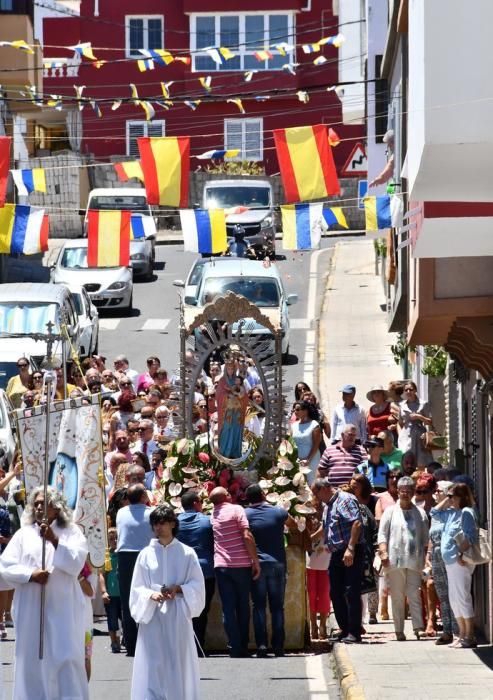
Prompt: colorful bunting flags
<box><xmin>0</xmin><ymin>204</ymin><xmax>48</xmax><ymax>255</ymax></box>
<box><xmin>199</xmin><ymin>76</ymin><xmax>212</xmax><ymax>92</ymax></box>
<box><xmin>281</xmin><ymin>203</ymin><xmax>325</xmax><ymax>251</ymax></box>
<box><xmin>114</xmin><ymin>161</ymin><xmax>144</xmax><ymax>182</ymax></box>
<box><xmin>274</xmin><ymin>43</ymin><xmax>295</xmax><ymax>56</ymax></box>
<box><xmin>273</xmin><ymin>124</ymin><xmax>340</xmax><ymax>202</ymax></box>
<box><xmin>87</xmin><ymin>210</ymin><xmax>131</xmax><ymax>267</ymax></box>
<box><xmin>282</xmin><ymin>63</ymin><xmax>298</xmax><ymax>75</ymax></box>
<box><xmin>227</xmin><ymin>98</ymin><xmax>245</xmax><ymax>113</ymax></box>
<box><xmin>137</xmin><ymin>58</ymin><xmax>155</xmax><ymax>72</ymax></box>
<box><xmin>206</xmin><ymin>47</ymin><xmax>235</xmax><ymax>65</ymax></box>
<box><xmin>180</xmin><ymin>209</ymin><xmax>227</xmax><ymax>255</ymax></box>
<box><xmin>160</xmin><ymin>81</ymin><xmax>174</xmax><ymax>99</ymax></box>
<box><xmin>254</xmin><ymin>50</ymin><xmax>273</xmax><ymax>62</ymax></box>
<box><xmin>130</xmin><ymin>83</ymin><xmax>139</xmax><ymax>105</ymax></box>
<box><xmin>130</xmin><ymin>214</ymin><xmax>156</xmax><ymax>240</ymax></box>
<box><xmin>328</xmin><ymin>128</ymin><xmax>341</xmax><ymax>147</ymax></box>
<box><xmin>139</xmin><ymin>101</ymin><xmax>155</xmax><ymax>121</ymax></box>
<box><xmin>302</xmin><ymin>43</ymin><xmax>320</xmax><ymax>54</ymax></box>
<box><xmin>244</xmin><ymin>71</ymin><xmax>256</xmax><ymax>82</ymax></box>
<box><xmin>319</xmin><ymin>33</ymin><xmax>345</xmax><ymax>48</ymax></box>
<box><xmin>364</xmin><ymin>196</ymin><xmax>395</xmax><ymax>230</ymax></box>
<box><xmin>139</xmin><ymin>49</ymin><xmax>174</xmax><ymax>66</ymax></box>
<box><xmin>0</xmin><ymin>40</ymin><xmax>34</xmax><ymax>54</ymax></box>
<box><xmin>70</xmin><ymin>42</ymin><xmax>97</xmax><ymax>61</ymax></box>
<box><xmin>11</xmin><ymin>168</ymin><xmax>46</xmax><ymax>196</ymax></box>
<box><xmin>323</xmin><ymin>207</ymin><xmax>348</xmax><ymax>229</ymax></box>
<box><xmin>313</xmin><ymin>56</ymin><xmax>328</xmax><ymax>65</ymax></box>
<box><xmin>297</xmin><ymin>91</ymin><xmax>309</xmax><ymax>103</ymax></box>
<box><xmin>0</xmin><ymin>137</ymin><xmax>11</xmax><ymax>208</ymax></box>
<box><xmin>138</xmin><ymin>137</ymin><xmax>190</xmax><ymax>207</ymax></box>
<box><xmin>184</xmin><ymin>100</ymin><xmax>201</xmax><ymax>111</ymax></box>
<box><xmin>196</xmin><ymin>150</ymin><xmax>239</xmax><ymax>160</ymax></box>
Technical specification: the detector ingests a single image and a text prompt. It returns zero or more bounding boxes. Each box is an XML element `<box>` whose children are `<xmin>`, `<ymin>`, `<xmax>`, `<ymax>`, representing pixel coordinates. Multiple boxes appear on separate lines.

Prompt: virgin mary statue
<box><xmin>215</xmin><ymin>355</ymin><xmax>248</xmax><ymax>459</ymax></box>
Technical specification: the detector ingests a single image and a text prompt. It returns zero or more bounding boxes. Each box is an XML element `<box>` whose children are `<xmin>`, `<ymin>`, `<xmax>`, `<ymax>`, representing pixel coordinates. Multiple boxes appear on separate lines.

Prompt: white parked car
<box><xmin>61</xmin><ymin>283</ymin><xmax>99</xmax><ymax>357</ymax></box>
<box><xmin>181</xmin><ymin>258</ymin><xmax>297</xmax><ymax>358</ymax></box>
<box><xmin>52</xmin><ymin>240</ymin><xmax>134</xmax><ymax>313</ymax></box>
<box><xmin>84</xmin><ymin>188</ymin><xmax>156</xmax><ymax>280</ymax></box>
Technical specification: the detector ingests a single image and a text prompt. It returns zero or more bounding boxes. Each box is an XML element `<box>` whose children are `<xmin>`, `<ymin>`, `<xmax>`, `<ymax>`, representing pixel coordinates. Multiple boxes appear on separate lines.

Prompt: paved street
<box><xmin>96</xmin><ymin>241</ymin><xmax>342</xmax><ymax>394</ymax></box>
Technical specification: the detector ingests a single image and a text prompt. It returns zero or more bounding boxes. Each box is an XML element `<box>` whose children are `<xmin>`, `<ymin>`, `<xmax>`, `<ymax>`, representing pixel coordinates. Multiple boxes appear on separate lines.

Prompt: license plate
<box><xmin>91</xmin><ymin>295</ymin><xmax>105</xmax><ymax>302</ymax></box>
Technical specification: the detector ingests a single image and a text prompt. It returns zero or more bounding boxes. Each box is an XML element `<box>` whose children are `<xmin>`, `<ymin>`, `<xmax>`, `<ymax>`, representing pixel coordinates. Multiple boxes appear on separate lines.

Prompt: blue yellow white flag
<box><xmin>130</xmin><ymin>215</ymin><xmax>156</xmax><ymax>240</ymax></box>
<box><xmin>323</xmin><ymin>207</ymin><xmax>348</xmax><ymax>229</ymax></box>
<box><xmin>11</xmin><ymin>168</ymin><xmax>46</xmax><ymax>196</ymax></box>
<box><xmin>281</xmin><ymin>203</ymin><xmax>325</xmax><ymax>251</ymax></box>
<box><xmin>364</xmin><ymin>195</ymin><xmax>402</xmax><ymax>230</ymax></box>
<box><xmin>196</xmin><ymin>150</ymin><xmax>239</xmax><ymax>160</ymax></box>
<box><xmin>0</xmin><ymin>204</ymin><xmax>48</xmax><ymax>254</ymax></box>
<box><xmin>180</xmin><ymin>209</ymin><xmax>227</xmax><ymax>254</ymax></box>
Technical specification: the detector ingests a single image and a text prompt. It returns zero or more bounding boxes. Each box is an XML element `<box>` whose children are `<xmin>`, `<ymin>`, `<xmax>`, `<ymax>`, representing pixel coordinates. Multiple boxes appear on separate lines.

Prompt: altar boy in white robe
<box><xmin>130</xmin><ymin>504</ymin><xmax>205</xmax><ymax>700</ymax></box>
<box><xmin>0</xmin><ymin>486</ymin><xmax>89</xmax><ymax>700</ymax></box>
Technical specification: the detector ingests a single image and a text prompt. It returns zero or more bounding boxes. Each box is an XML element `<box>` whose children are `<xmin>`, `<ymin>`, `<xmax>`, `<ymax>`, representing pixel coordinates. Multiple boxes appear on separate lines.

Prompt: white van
<box><xmin>0</xmin><ymin>283</ymin><xmax>80</xmax><ymax>388</ymax></box>
<box><xmin>84</xmin><ymin>188</ymin><xmax>156</xmax><ymax>279</ymax></box>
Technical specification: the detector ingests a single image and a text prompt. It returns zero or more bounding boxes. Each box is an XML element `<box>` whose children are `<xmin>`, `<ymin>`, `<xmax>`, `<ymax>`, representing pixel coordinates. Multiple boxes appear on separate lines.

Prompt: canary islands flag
<box><xmin>130</xmin><ymin>214</ymin><xmax>156</xmax><ymax>240</ymax></box>
<box><xmin>274</xmin><ymin>124</ymin><xmax>340</xmax><ymax>203</ymax></box>
<box><xmin>180</xmin><ymin>209</ymin><xmax>227</xmax><ymax>255</ymax></box>
<box><xmin>364</xmin><ymin>195</ymin><xmax>403</xmax><ymax>231</ymax></box>
<box><xmin>281</xmin><ymin>203</ymin><xmax>325</xmax><ymax>251</ymax></box>
<box><xmin>138</xmin><ymin>137</ymin><xmax>190</xmax><ymax>207</ymax></box>
<box><xmin>0</xmin><ymin>204</ymin><xmax>48</xmax><ymax>255</ymax></box>
<box><xmin>114</xmin><ymin>161</ymin><xmax>144</xmax><ymax>182</ymax></box>
<box><xmin>87</xmin><ymin>210</ymin><xmax>131</xmax><ymax>267</ymax></box>
<box><xmin>323</xmin><ymin>207</ymin><xmax>348</xmax><ymax>229</ymax></box>
<box><xmin>11</xmin><ymin>168</ymin><xmax>46</xmax><ymax>196</ymax></box>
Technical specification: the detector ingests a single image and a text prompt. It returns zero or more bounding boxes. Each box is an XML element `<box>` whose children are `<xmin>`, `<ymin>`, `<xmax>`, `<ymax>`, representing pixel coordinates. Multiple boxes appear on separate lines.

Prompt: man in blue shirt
<box><xmin>245</xmin><ymin>484</ymin><xmax>294</xmax><ymax>657</ymax></box>
<box><xmin>356</xmin><ymin>437</ymin><xmax>390</xmax><ymax>490</ymax></box>
<box><xmin>177</xmin><ymin>491</ymin><xmax>215</xmax><ymax>651</ymax></box>
<box><xmin>116</xmin><ymin>483</ymin><xmax>152</xmax><ymax>657</ymax></box>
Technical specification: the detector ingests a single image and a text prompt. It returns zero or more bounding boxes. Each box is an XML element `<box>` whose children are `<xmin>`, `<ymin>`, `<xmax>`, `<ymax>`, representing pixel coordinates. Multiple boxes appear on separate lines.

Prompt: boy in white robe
<box><xmin>130</xmin><ymin>504</ymin><xmax>205</xmax><ymax>700</ymax></box>
<box><xmin>0</xmin><ymin>486</ymin><xmax>89</xmax><ymax>700</ymax></box>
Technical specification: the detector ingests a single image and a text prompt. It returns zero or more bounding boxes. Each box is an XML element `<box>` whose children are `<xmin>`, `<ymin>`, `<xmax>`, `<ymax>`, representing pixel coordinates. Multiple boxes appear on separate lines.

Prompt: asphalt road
<box><xmin>97</xmin><ymin>242</ymin><xmax>338</xmax><ymax>397</ymax></box>
<box><xmin>0</xmin><ymin>620</ymin><xmax>339</xmax><ymax>699</ymax></box>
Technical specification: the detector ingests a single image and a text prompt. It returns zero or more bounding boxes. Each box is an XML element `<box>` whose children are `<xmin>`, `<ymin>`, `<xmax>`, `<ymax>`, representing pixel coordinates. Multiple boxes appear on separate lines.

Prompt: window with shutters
<box><xmin>224</xmin><ymin>118</ymin><xmax>263</xmax><ymax>161</ymax></box>
<box><xmin>126</xmin><ymin>120</ymin><xmax>165</xmax><ymax>157</ymax></box>
<box><xmin>191</xmin><ymin>13</ymin><xmax>294</xmax><ymax>71</ymax></box>
<box><xmin>125</xmin><ymin>16</ymin><xmax>164</xmax><ymax>57</ymax></box>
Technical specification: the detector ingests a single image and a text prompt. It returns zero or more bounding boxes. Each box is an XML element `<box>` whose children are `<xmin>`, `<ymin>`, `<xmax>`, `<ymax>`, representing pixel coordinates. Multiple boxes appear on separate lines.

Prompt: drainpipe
<box><xmin>94</xmin><ymin>0</ymin><xmax>99</xmax><ymax>17</ymax></box>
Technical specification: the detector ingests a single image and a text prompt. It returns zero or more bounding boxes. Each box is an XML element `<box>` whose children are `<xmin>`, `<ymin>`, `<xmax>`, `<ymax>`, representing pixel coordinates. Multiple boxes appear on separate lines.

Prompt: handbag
<box><xmin>360</xmin><ymin>545</ymin><xmax>378</xmax><ymax>593</ymax></box>
<box><xmin>420</xmin><ymin>426</ymin><xmax>447</xmax><ymax>452</ymax></box>
<box><xmin>454</xmin><ymin>510</ymin><xmax>492</xmax><ymax>566</ymax></box>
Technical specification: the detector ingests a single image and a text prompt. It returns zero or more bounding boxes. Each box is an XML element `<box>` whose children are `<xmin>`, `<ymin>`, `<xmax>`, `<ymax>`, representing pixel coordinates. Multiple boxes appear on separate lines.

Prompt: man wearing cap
<box><xmin>355</xmin><ymin>437</ymin><xmax>390</xmax><ymax>491</ymax></box>
<box><xmin>317</xmin><ymin>424</ymin><xmax>367</xmax><ymax>488</ymax></box>
<box><xmin>331</xmin><ymin>385</ymin><xmax>367</xmax><ymax>443</ymax></box>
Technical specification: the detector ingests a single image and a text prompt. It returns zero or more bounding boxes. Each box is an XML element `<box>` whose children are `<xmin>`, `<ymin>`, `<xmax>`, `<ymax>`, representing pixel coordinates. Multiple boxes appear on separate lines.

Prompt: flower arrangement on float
<box><xmin>153</xmin><ymin>435</ymin><xmax>316</xmax><ymax>531</ymax></box>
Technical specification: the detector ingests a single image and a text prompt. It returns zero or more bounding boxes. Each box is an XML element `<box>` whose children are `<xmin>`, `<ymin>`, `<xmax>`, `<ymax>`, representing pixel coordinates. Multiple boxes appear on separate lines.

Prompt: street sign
<box><xmin>358</xmin><ymin>179</ymin><xmax>368</xmax><ymax>209</ymax></box>
<box><xmin>341</xmin><ymin>143</ymin><xmax>368</xmax><ymax>177</ymax></box>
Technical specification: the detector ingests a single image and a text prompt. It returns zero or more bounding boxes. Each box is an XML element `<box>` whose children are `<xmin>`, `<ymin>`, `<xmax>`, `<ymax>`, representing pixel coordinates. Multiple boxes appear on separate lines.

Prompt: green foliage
<box><xmin>373</xmin><ymin>237</ymin><xmax>387</xmax><ymax>258</ymax></box>
<box><xmin>204</xmin><ymin>160</ymin><xmax>265</xmax><ymax>175</ymax></box>
<box><xmin>421</xmin><ymin>346</ymin><xmax>447</xmax><ymax>377</ymax></box>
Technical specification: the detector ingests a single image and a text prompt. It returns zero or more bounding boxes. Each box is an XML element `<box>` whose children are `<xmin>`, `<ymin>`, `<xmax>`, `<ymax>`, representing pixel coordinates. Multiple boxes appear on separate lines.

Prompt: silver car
<box><xmin>52</xmin><ymin>240</ymin><xmax>134</xmax><ymax>313</ymax></box>
<box><xmin>61</xmin><ymin>283</ymin><xmax>100</xmax><ymax>356</ymax></box>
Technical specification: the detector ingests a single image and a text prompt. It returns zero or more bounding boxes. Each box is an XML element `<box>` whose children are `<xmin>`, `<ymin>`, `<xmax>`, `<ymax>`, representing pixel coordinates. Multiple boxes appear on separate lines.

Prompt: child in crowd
<box><xmin>99</xmin><ymin>528</ymin><xmax>122</xmax><ymax>653</ymax></box>
<box><xmin>78</xmin><ymin>558</ymin><xmax>96</xmax><ymax>681</ymax></box>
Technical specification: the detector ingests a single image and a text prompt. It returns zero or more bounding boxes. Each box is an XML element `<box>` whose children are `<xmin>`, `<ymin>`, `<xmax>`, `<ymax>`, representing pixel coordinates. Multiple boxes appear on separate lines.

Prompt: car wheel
<box><xmin>144</xmin><ymin>262</ymin><xmax>153</xmax><ymax>281</ymax></box>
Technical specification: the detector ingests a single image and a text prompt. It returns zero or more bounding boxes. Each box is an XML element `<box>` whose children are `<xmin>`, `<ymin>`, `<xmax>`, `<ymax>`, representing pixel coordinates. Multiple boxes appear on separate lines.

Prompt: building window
<box><xmin>126</xmin><ymin>16</ymin><xmax>164</xmax><ymax>58</ymax></box>
<box><xmin>0</xmin><ymin>0</ymin><xmax>14</xmax><ymax>10</ymax></box>
<box><xmin>191</xmin><ymin>14</ymin><xmax>294</xmax><ymax>71</ymax></box>
<box><xmin>224</xmin><ymin>118</ymin><xmax>263</xmax><ymax>161</ymax></box>
<box><xmin>126</xmin><ymin>120</ymin><xmax>165</xmax><ymax>157</ymax></box>
<box><xmin>374</xmin><ymin>56</ymin><xmax>388</xmax><ymax>144</ymax></box>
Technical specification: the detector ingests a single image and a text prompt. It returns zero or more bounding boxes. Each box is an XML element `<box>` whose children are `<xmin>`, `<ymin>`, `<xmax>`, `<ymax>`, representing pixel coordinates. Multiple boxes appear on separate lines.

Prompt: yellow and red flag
<box><xmin>273</xmin><ymin>124</ymin><xmax>340</xmax><ymax>202</ymax></box>
<box><xmin>87</xmin><ymin>210</ymin><xmax>131</xmax><ymax>267</ymax></box>
<box><xmin>138</xmin><ymin>136</ymin><xmax>190</xmax><ymax>207</ymax></box>
<box><xmin>114</xmin><ymin>161</ymin><xmax>144</xmax><ymax>183</ymax></box>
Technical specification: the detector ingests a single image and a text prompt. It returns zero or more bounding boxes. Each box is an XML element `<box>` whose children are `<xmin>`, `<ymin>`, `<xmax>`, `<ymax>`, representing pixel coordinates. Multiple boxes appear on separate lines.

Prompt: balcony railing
<box><xmin>43</xmin><ymin>53</ymin><xmax>81</xmax><ymax>79</ymax></box>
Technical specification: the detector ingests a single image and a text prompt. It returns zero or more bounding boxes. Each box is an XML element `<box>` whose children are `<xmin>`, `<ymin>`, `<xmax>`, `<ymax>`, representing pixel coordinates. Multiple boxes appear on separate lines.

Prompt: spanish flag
<box><xmin>274</xmin><ymin>125</ymin><xmax>340</xmax><ymax>203</ymax></box>
<box><xmin>114</xmin><ymin>161</ymin><xmax>144</xmax><ymax>183</ymax></box>
<box><xmin>138</xmin><ymin>137</ymin><xmax>190</xmax><ymax>207</ymax></box>
<box><xmin>0</xmin><ymin>137</ymin><xmax>11</xmax><ymax>208</ymax></box>
<box><xmin>87</xmin><ymin>210</ymin><xmax>131</xmax><ymax>267</ymax></box>
<box><xmin>180</xmin><ymin>209</ymin><xmax>227</xmax><ymax>255</ymax></box>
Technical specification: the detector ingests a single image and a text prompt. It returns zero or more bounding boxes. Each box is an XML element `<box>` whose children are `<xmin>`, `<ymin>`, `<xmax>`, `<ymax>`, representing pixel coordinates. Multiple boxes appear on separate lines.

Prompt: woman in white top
<box><xmin>290</xmin><ymin>401</ymin><xmax>321</xmax><ymax>485</ymax></box>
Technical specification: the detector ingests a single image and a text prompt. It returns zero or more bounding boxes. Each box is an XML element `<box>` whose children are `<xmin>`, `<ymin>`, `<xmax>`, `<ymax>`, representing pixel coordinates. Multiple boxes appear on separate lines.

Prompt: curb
<box><xmin>316</xmin><ymin>242</ymin><xmax>339</xmax><ymax>414</ymax></box>
<box><xmin>332</xmin><ymin>642</ymin><xmax>367</xmax><ymax>700</ymax></box>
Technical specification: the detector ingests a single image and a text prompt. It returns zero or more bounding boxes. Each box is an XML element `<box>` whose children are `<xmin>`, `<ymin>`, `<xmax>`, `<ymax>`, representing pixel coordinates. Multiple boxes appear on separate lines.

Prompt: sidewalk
<box><xmin>316</xmin><ymin>238</ymin><xmax>493</xmax><ymax>699</ymax></box>
<box><xmin>332</xmin><ymin>619</ymin><xmax>493</xmax><ymax>700</ymax></box>
<box><xmin>317</xmin><ymin>238</ymin><xmax>398</xmax><ymax>417</ymax></box>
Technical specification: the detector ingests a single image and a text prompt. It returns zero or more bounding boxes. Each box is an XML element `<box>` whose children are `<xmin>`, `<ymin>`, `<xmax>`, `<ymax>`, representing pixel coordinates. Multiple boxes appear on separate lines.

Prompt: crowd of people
<box><xmin>0</xmin><ymin>353</ymin><xmax>485</xmax><ymax>698</ymax></box>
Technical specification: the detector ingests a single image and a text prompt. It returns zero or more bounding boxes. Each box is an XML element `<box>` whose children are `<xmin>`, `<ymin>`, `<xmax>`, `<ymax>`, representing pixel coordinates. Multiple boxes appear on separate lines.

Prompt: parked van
<box><xmin>0</xmin><ymin>283</ymin><xmax>80</xmax><ymax>388</ymax></box>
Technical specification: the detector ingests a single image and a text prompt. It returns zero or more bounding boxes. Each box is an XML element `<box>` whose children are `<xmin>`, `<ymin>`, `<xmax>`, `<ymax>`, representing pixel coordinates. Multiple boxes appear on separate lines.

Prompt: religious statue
<box><xmin>215</xmin><ymin>355</ymin><xmax>248</xmax><ymax>459</ymax></box>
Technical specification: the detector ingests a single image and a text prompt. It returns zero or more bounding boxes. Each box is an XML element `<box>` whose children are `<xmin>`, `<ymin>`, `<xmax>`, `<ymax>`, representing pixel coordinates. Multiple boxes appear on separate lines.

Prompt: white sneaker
<box><xmin>341</xmin><ymin>633</ymin><xmax>359</xmax><ymax>644</ymax></box>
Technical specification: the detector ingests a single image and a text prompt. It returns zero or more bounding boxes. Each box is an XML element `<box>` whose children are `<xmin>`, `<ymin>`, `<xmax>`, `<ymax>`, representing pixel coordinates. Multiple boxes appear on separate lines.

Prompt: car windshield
<box><xmin>0</xmin><ymin>302</ymin><xmax>59</xmax><ymax>333</ymax></box>
<box><xmin>200</xmin><ymin>277</ymin><xmax>280</xmax><ymax>307</ymax></box>
<box><xmin>88</xmin><ymin>195</ymin><xmax>148</xmax><ymax>213</ymax></box>
<box><xmin>204</xmin><ymin>187</ymin><xmax>270</xmax><ymax>209</ymax></box>
<box><xmin>0</xmin><ymin>363</ymin><xmax>19</xmax><ymax>393</ymax></box>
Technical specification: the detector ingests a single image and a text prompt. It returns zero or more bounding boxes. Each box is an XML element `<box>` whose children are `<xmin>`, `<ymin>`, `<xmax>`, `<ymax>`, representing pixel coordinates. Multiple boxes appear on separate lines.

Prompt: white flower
<box><xmin>168</xmin><ymin>482</ymin><xmax>182</xmax><ymax>496</ymax></box>
<box><xmin>165</xmin><ymin>457</ymin><xmax>178</xmax><ymax>469</ymax></box>
<box><xmin>259</xmin><ymin>479</ymin><xmax>273</xmax><ymax>489</ymax></box>
<box><xmin>266</xmin><ymin>492</ymin><xmax>281</xmax><ymax>503</ymax></box>
<box><xmin>275</xmin><ymin>476</ymin><xmax>291</xmax><ymax>487</ymax></box>
<box><xmin>295</xmin><ymin>503</ymin><xmax>316</xmax><ymax>515</ymax></box>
